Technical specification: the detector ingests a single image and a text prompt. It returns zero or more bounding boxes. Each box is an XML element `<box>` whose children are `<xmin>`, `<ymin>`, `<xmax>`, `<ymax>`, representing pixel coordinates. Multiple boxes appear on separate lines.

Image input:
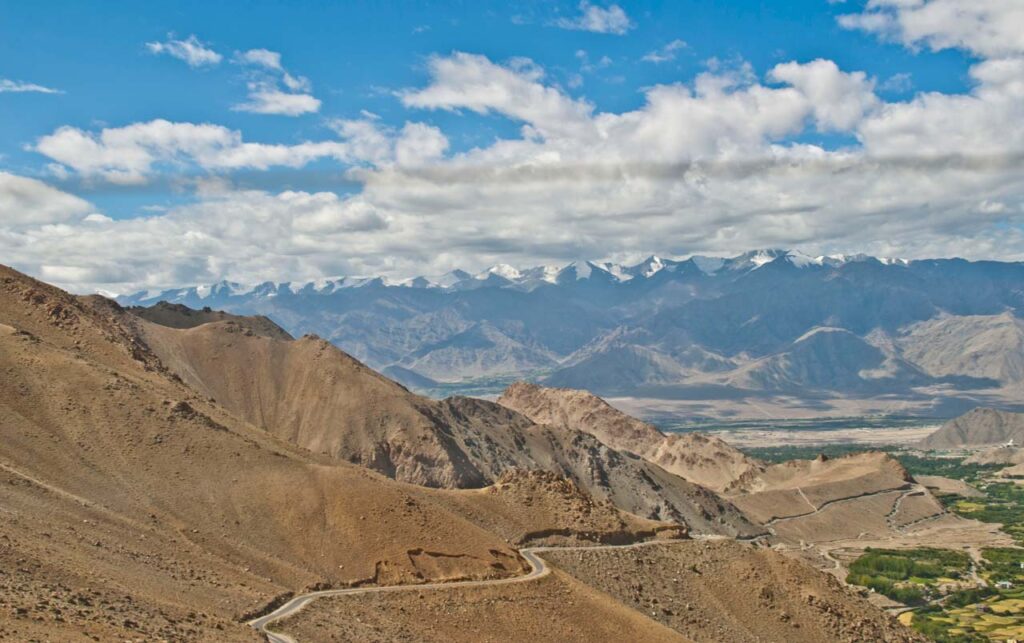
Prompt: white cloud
<box><xmin>233</xmin><ymin>48</ymin><xmax>319</xmax><ymax>116</ymax></box>
<box><xmin>233</xmin><ymin>87</ymin><xmax>321</xmax><ymax>116</ymax></box>
<box><xmin>34</xmin><ymin>119</ymin><xmax>350</xmax><ymax>182</ymax></box>
<box><xmin>838</xmin><ymin>0</ymin><xmax>1024</xmax><ymax>58</ymax></box>
<box><xmin>0</xmin><ymin>79</ymin><xmax>62</xmax><ymax>94</ymax></box>
<box><xmin>642</xmin><ymin>39</ymin><xmax>688</xmax><ymax>64</ymax></box>
<box><xmin>10</xmin><ymin>34</ymin><xmax>1024</xmax><ymax>291</ymax></box>
<box><xmin>555</xmin><ymin>2</ymin><xmax>633</xmax><ymax>35</ymax></box>
<box><xmin>769</xmin><ymin>59</ymin><xmax>879</xmax><ymax>130</ymax></box>
<box><xmin>401</xmin><ymin>53</ymin><xmax>596</xmax><ymax>139</ymax></box>
<box><xmin>857</xmin><ymin>57</ymin><xmax>1024</xmax><ymax>157</ymax></box>
<box><xmin>32</xmin><ymin>116</ymin><xmax>449</xmax><ymax>183</ymax></box>
<box><xmin>235</xmin><ymin>48</ymin><xmax>283</xmax><ymax>70</ymax></box>
<box><xmin>0</xmin><ymin>172</ymin><xmax>93</xmax><ymax>225</ymax></box>
<box><xmin>394</xmin><ymin>122</ymin><xmax>449</xmax><ymax>166</ymax></box>
<box><xmin>145</xmin><ymin>35</ymin><xmax>222</xmax><ymax>67</ymax></box>
<box><xmin>3</xmin><ymin>180</ymin><xmax>389</xmax><ymax>292</ymax></box>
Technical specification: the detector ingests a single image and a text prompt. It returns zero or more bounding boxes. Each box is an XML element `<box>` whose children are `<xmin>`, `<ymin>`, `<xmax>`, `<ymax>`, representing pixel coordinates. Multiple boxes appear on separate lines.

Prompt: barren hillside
<box><xmin>134</xmin><ymin>308</ymin><xmax>760</xmax><ymax>536</ymax></box>
<box><xmin>498</xmin><ymin>381</ymin><xmax>763</xmax><ymax>491</ymax></box>
<box><xmin>0</xmin><ymin>266</ymin><xmax>661</xmax><ymax>639</ymax></box>
<box><xmin>726</xmin><ymin>452</ymin><xmax>947</xmax><ymax>543</ymax></box>
<box><xmin>542</xmin><ymin>540</ymin><xmax>925</xmax><ymax>643</ymax></box>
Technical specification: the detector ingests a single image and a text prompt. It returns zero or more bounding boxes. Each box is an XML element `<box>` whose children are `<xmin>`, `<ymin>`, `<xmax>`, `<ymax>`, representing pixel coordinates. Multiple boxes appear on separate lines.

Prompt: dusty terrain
<box><xmin>702</xmin><ymin>424</ymin><xmax>938</xmax><ymax>449</ymax></box>
<box><xmin>129</xmin><ymin>301</ymin><xmax>294</xmax><ymax>339</ymax></box>
<box><xmin>727</xmin><ymin>452</ymin><xmax>919</xmax><ymax>530</ymax></box>
<box><xmin>275</xmin><ymin>568</ymin><xmax>691</xmax><ymax>643</ymax></box>
<box><xmin>135</xmin><ymin>305</ymin><xmax>759</xmax><ymax>536</ymax></box>
<box><xmin>541</xmin><ymin>540</ymin><xmax>924</xmax><ymax>643</ymax></box>
<box><xmin>0</xmin><ymin>265</ymin><xmax>679</xmax><ymax>639</ymax></box>
<box><xmin>721</xmin><ymin>452</ymin><xmax>1000</xmax><ymax>551</ymax></box>
<box><xmin>424</xmin><ymin>470</ymin><xmax>686</xmax><ymax>546</ymax></box>
<box><xmin>498</xmin><ymin>381</ymin><xmax>763</xmax><ymax>491</ymax></box>
<box><xmin>915</xmin><ymin>474</ymin><xmax>985</xmax><ymax>498</ymax></box>
<box><xmin>607</xmin><ymin>390</ymin><xmax>1017</xmax><ymax>425</ymax></box>
<box><xmin>278</xmin><ymin>541</ymin><xmax>922</xmax><ymax>643</ymax></box>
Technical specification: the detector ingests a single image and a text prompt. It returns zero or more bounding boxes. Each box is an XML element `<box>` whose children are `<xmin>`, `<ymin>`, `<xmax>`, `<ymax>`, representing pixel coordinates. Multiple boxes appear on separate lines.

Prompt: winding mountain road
<box><xmin>763</xmin><ymin>484</ymin><xmax>912</xmax><ymax>527</ymax></box>
<box><xmin>248</xmin><ymin>539</ymin><xmax>688</xmax><ymax>643</ymax></box>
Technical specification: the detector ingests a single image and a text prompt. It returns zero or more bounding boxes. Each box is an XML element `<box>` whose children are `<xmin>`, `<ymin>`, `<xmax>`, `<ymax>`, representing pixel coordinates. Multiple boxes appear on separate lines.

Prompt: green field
<box><xmin>846</xmin><ymin>548</ymin><xmax>972</xmax><ymax>606</ymax></box>
<box><xmin>908</xmin><ymin>548</ymin><xmax>1024</xmax><ymax>642</ymax></box>
<box><xmin>838</xmin><ymin>452</ymin><xmax>1024</xmax><ymax>642</ymax></box>
<box><xmin>943</xmin><ymin>483</ymin><xmax>1024</xmax><ymax>545</ymax></box>
<box><xmin>848</xmin><ymin>547</ymin><xmax>1024</xmax><ymax>641</ymax></box>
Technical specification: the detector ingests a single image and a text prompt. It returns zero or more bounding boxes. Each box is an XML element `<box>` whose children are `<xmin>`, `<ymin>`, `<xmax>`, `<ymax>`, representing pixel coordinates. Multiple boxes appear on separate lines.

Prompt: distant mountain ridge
<box><xmin>118</xmin><ymin>250</ymin><xmax>1024</xmax><ymax>418</ymax></box>
<box><xmin>122</xmin><ymin>249</ymin><xmax>907</xmax><ymax>299</ymax></box>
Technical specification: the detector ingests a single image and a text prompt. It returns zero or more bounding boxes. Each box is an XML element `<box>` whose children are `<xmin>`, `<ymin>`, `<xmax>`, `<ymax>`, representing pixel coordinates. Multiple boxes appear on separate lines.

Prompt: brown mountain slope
<box><xmin>725</xmin><ymin>452</ymin><xmax>949</xmax><ymax>543</ymax></box>
<box><xmin>497</xmin><ymin>381</ymin><xmax>764</xmax><ymax>492</ymax></box>
<box><xmin>422</xmin><ymin>470</ymin><xmax>686</xmax><ymax>546</ymax></box>
<box><xmin>3</xmin><ymin>265</ymin><xmax>656</xmax><ymax>639</ymax></box>
<box><xmin>129</xmin><ymin>300</ymin><xmax>293</xmax><ymax>339</ymax></box>
<box><xmin>920</xmin><ymin>407</ymin><xmax>1024</xmax><ymax>449</ymax></box>
<box><xmin>281</xmin><ymin>540</ymin><xmax>923</xmax><ymax>643</ymax></box>
<box><xmin>541</xmin><ymin>541</ymin><xmax>925</xmax><ymax>643</ymax></box>
<box><xmin>134</xmin><ymin>313</ymin><xmax>761</xmax><ymax>536</ymax></box>
<box><xmin>896</xmin><ymin>312</ymin><xmax>1024</xmax><ymax>384</ymax></box>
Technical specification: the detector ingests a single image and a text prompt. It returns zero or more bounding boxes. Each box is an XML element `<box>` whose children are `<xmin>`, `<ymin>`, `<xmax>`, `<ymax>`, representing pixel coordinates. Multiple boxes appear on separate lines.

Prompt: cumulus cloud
<box><xmin>10</xmin><ymin>18</ymin><xmax>1024</xmax><ymax>292</ymax></box>
<box><xmin>3</xmin><ymin>182</ymin><xmax>389</xmax><ymax>292</ymax></box>
<box><xmin>32</xmin><ymin>116</ymin><xmax>449</xmax><ymax>184</ymax></box>
<box><xmin>33</xmin><ymin>119</ymin><xmax>348</xmax><ymax>183</ymax></box>
<box><xmin>0</xmin><ymin>79</ymin><xmax>62</xmax><ymax>94</ymax></box>
<box><xmin>401</xmin><ymin>53</ymin><xmax>596</xmax><ymax>139</ymax></box>
<box><xmin>768</xmin><ymin>59</ymin><xmax>879</xmax><ymax>130</ymax></box>
<box><xmin>838</xmin><ymin>0</ymin><xmax>1024</xmax><ymax>58</ymax></box>
<box><xmin>233</xmin><ymin>48</ymin><xmax>319</xmax><ymax>115</ymax></box>
<box><xmin>0</xmin><ymin>172</ymin><xmax>94</xmax><ymax>225</ymax></box>
<box><xmin>145</xmin><ymin>35</ymin><xmax>222</xmax><ymax>67</ymax></box>
<box><xmin>555</xmin><ymin>2</ymin><xmax>633</xmax><ymax>35</ymax></box>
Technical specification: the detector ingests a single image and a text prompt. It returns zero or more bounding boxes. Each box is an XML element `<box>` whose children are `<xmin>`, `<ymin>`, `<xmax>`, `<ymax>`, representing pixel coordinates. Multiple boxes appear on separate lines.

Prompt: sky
<box><xmin>1</xmin><ymin>0</ymin><xmax>1023</xmax><ymax>293</ymax></box>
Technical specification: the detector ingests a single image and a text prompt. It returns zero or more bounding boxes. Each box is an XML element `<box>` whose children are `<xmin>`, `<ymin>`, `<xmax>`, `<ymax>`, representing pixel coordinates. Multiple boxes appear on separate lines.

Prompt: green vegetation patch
<box><xmin>945</xmin><ymin>483</ymin><xmax>1024</xmax><ymax>545</ymax></box>
<box><xmin>892</xmin><ymin>454</ymin><xmax>1001</xmax><ymax>483</ymax></box>
<box><xmin>846</xmin><ymin>548</ymin><xmax>971</xmax><ymax>606</ymax></box>
<box><xmin>891</xmin><ymin>547</ymin><xmax>1024</xmax><ymax>641</ymax></box>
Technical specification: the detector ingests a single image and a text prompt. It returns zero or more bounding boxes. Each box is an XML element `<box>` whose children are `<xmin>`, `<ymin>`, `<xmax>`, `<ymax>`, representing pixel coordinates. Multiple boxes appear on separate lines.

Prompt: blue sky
<box><xmin>0</xmin><ymin>0</ymin><xmax>969</xmax><ymax>184</ymax></box>
<box><xmin>1</xmin><ymin>0</ymin><xmax>1022</xmax><ymax>292</ymax></box>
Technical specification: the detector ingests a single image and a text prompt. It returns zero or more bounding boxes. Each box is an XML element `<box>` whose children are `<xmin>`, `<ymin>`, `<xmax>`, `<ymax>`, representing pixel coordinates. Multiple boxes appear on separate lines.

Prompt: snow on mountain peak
<box><xmin>630</xmin><ymin>255</ymin><xmax>665</xmax><ymax>278</ymax></box>
<box><xmin>116</xmin><ymin>250</ymin><xmax>921</xmax><ymax>304</ymax></box>
<box><xmin>690</xmin><ymin>255</ymin><xmax>726</xmax><ymax>274</ymax></box>
<box><xmin>565</xmin><ymin>260</ymin><xmax>593</xmax><ymax>280</ymax></box>
<box><xmin>477</xmin><ymin>264</ymin><xmax>522</xmax><ymax>281</ymax></box>
<box><xmin>783</xmin><ymin>250</ymin><xmax>817</xmax><ymax>268</ymax></box>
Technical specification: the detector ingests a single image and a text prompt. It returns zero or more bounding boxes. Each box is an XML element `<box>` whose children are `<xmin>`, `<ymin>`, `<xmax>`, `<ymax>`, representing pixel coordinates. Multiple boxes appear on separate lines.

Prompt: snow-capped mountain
<box><xmin>118</xmin><ymin>249</ymin><xmax>1024</xmax><ymax>416</ymax></box>
<box><xmin>124</xmin><ymin>249</ymin><xmax>908</xmax><ymax>303</ymax></box>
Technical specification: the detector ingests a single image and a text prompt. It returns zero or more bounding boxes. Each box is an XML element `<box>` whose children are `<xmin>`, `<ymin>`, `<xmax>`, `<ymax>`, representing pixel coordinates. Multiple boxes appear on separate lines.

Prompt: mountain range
<box><xmin>119</xmin><ymin>250</ymin><xmax>1024</xmax><ymax>420</ymax></box>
